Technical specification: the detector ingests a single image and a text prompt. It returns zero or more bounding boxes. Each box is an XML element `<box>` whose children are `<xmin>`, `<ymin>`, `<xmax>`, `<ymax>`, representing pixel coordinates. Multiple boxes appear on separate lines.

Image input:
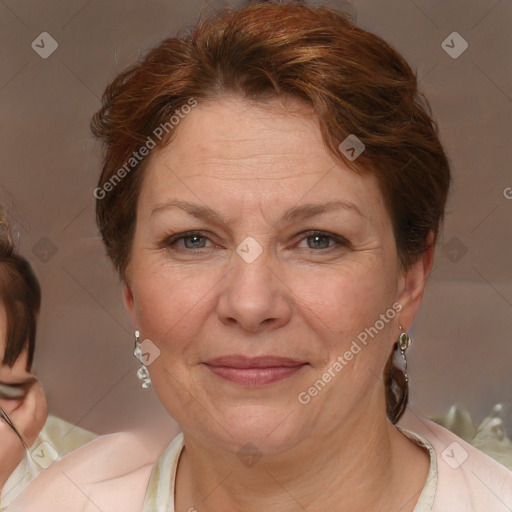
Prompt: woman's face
<box><xmin>124</xmin><ymin>96</ymin><xmax>428</xmax><ymax>454</ymax></box>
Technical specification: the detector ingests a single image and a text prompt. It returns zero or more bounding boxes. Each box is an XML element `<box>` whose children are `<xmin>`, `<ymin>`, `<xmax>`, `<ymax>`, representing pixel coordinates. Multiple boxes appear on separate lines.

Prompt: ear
<box><xmin>396</xmin><ymin>232</ymin><xmax>435</xmax><ymax>331</ymax></box>
<box><xmin>122</xmin><ymin>282</ymin><xmax>138</xmax><ymax>330</ymax></box>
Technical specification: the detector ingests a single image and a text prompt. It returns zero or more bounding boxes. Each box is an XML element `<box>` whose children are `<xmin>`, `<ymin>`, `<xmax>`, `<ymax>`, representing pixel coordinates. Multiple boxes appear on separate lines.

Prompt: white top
<box><xmin>142</xmin><ymin>427</ymin><xmax>438</xmax><ymax>511</ymax></box>
<box><xmin>1</xmin><ymin>415</ymin><xmax>96</xmax><ymax>509</ymax></box>
<box><xmin>6</xmin><ymin>418</ymin><xmax>512</xmax><ymax>511</ymax></box>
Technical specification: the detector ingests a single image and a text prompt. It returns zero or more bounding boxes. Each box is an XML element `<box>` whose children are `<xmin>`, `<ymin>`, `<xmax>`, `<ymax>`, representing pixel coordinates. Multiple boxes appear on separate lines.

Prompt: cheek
<box><xmin>132</xmin><ymin>264</ymin><xmax>219</xmax><ymax>351</ymax></box>
<box><xmin>296</xmin><ymin>261</ymin><xmax>399</xmax><ymax>394</ymax></box>
<box><xmin>0</xmin><ymin>398</ymin><xmax>23</xmax><ymax>415</ymax></box>
<box><xmin>294</xmin><ymin>259</ymin><xmax>397</xmax><ymax>335</ymax></box>
<box><xmin>130</xmin><ymin>241</ymin><xmax>399</xmax><ymax>364</ymax></box>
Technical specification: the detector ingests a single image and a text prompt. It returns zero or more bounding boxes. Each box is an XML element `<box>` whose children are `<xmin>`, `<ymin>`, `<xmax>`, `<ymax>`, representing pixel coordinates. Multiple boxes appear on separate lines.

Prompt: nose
<box><xmin>216</xmin><ymin>247</ymin><xmax>292</xmax><ymax>333</ymax></box>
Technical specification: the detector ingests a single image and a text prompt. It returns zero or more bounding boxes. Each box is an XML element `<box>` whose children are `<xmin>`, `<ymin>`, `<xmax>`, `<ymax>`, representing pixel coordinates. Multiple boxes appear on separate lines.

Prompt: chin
<box><xmin>200</xmin><ymin>404</ymin><xmax>306</xmax><ymax>455</ymax></box>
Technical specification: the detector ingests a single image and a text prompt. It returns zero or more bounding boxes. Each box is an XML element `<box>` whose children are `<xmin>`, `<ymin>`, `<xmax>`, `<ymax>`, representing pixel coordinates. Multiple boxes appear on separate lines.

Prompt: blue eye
<box><xmin>297</xmin><ymin>231</ymin><xmax>349</xmax><ymax>251</ymax></box>
<box><xmin>181</xmin><ymin>234</ymin><xmax>208</xmax><ymax>249</ymax></box>
<box><xmin>303</xmin><ymin>233</ymin><xmax>332</xmax><ymax>249</ymax></box>
<box><xmin>165</xmin><ymin>231</ymin><xmax>211</xmax><ymax>250</ymax></box>
<box><xmin>161</xmin><ymin>230</ymin><xmax>350</xmax><ymax>254</ymax></box>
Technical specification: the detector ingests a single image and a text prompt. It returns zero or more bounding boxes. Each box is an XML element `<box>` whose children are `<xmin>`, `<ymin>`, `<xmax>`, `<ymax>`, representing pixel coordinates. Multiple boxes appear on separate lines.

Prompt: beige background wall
<box><xmin>1</xmin><ymin>0</ymin><xmax>511</xmax><ymax>435</ymax></box>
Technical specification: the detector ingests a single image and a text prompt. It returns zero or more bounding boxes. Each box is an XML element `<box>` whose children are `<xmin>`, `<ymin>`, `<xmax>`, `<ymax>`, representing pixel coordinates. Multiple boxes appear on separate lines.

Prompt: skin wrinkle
<box><xmin>122</xmin><ymin>96</ymin><xmax>431</xmax><ymax>512</ymax></box>
<box><xmin>148</xmin><ymin>203</ymin><xmax>369</xmax><ymax>249</ymax></box>
<box><xmin>146</xmin><ymin>164</ymin><xmax>371</xmax><ymax>248</ymax></box>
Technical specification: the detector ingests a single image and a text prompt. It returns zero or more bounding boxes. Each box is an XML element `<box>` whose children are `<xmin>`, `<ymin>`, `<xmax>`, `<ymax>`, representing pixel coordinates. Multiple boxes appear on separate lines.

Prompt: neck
<box><xmin>175</xmin><ymin>394</ymin><xmax>429</xmax><ymax>512</ymax></box>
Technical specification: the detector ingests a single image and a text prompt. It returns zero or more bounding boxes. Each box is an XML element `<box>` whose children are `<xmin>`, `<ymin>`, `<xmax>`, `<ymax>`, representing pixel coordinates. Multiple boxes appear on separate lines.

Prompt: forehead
<box><xmin>156</xmin><ymin>96</ymin><xmax>330</xmax><ymax>174</ymax></box>
<box><xmin>139</xmin><ymin>95</ymin><xmax>385</xmax><ymax>222</ymax></box>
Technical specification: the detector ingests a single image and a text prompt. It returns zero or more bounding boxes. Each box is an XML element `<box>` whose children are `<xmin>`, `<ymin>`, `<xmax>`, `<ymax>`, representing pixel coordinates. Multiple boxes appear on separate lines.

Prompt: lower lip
<box><xmin>203</xmin><ymin>365</ymin><xmax>306</xmax><ymax>386</ymax></box>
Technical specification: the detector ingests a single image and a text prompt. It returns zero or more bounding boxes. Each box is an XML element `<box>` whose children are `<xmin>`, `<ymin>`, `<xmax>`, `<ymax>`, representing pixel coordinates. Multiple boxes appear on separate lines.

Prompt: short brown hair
<box><xmin>92</xmin><ymin>1</ymin><xmax>451</xmax><ymax>422</ymax></box>
<box><xmin>0</xmin><ymin>206</ymin><xmax>41</xmax><ymax>370</ymax></box>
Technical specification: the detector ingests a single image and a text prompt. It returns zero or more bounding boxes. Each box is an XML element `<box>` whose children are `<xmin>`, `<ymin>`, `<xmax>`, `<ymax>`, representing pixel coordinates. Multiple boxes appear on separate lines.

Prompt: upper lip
<box><xmin>203</xmin><ymin>355</ymin><xmax>307</xmax><ymax>368</ymax></box>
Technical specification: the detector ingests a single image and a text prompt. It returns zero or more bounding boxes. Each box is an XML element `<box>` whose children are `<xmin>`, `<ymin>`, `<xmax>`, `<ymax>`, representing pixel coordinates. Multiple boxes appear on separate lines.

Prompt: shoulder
<box><xmin>405</xmin><ymin>417</ymin><xmax>512</xmax><ymax>511</ymax></box>
<box><xmin>1</xmin><ymin>415</ymin><xmax>97</xmax><ymax>508</ymax></box>
<box><xmin>7</xmin><ymin>429</ymin><xmax>177</xmax><ymax>512</ymax></box>
<box><xmin>40</xmin><ymin>414</ymin><xmax>97</xmax><ymax>453</ymax></box>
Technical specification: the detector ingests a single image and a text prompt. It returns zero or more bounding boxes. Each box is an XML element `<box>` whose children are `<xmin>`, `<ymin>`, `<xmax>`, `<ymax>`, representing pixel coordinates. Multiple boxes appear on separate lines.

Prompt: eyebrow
<box><xmin>150</xmin><ymin>199</ymin><xmax>365</xmax><ymax>226</ymax></box>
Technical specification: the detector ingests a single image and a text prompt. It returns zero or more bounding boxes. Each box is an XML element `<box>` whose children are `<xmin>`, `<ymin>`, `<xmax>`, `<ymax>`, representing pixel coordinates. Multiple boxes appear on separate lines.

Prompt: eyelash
<box><xmin>161</xmin><ymin>230</ymin><xmax>350</xmax><ymax>254</ymax></box>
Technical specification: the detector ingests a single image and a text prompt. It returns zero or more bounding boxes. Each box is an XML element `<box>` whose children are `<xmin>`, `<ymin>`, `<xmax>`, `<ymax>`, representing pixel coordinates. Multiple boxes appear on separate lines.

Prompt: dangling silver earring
<box><xmin>133</xmin><ymin>330</ymin><xmax>152</xmax><ymax>389</ymax></box>
<box><xmin>398</xmin><ymin>326</ymin><xmax>412</xmax><ymax>383</ymax></box>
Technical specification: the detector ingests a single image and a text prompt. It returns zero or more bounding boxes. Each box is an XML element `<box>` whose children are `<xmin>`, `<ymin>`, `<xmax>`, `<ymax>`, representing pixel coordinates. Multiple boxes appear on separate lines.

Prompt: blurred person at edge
<box><xmin>8</xmin><ymin>2</ymin><xmax>512</xmax><ymax>511</ymax></box>
<box><xmin>0</xmin><ymin>207</ymin><xmax>96</xmax><ymax>508</ymax></box>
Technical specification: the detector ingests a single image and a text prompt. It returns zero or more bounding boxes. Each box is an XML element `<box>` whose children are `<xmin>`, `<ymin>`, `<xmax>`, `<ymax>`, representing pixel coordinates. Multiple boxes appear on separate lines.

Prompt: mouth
<box><xmin>202</xmin><ymin>355</ymin><xmax>308</xmax><ymax>386</ymax></box>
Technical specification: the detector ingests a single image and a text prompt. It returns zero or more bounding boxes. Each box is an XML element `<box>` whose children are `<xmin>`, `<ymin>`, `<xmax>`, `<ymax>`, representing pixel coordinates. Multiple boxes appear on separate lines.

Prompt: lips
<box><xmin>204</xmin><ymin>355</ymin><xmax>305</xmax><ymax>368</ymax></box>
<box><xmin>202</xmin><ymin>355</ymin><xmax>308</xmax><ymax>386</ymax></box>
